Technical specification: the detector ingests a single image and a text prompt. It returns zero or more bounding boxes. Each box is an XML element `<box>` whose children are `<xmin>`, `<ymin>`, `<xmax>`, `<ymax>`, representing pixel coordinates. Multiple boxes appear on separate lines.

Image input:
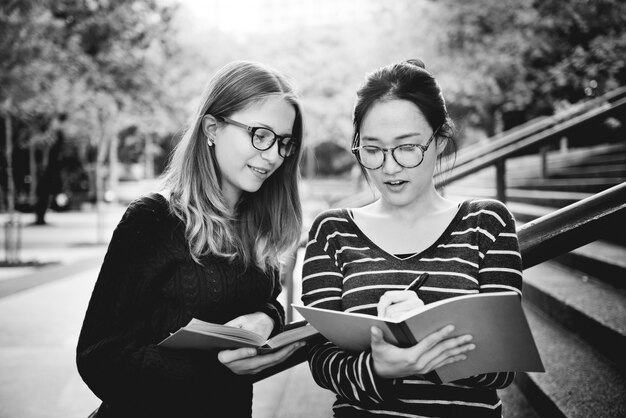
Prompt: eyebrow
<box><xmin>360</xmin><ymin>132</ymin><xmax>422</xmax><ymax>142</ymax></box>
<box><xmin>251</xmin><ymin>122</ymin><xmax>293</xmax><ymax>137</ymax></box>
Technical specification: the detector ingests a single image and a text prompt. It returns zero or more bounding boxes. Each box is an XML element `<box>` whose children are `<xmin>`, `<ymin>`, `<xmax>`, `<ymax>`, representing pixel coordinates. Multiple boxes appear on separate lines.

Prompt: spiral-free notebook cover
<box><xmin>294</xmin><ymin>292</ymin><xmax>544</xmax><ymax>382</ymax></box>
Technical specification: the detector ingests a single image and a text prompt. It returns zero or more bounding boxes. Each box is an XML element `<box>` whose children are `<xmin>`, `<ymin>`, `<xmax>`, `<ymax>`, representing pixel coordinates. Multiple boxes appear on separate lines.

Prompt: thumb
<box><xmin>370</xmin><ymin>326</ymin><xmax>385</xmax><ymax>346</ymax></box>
<box><xmin>224</xmin><ymin>316</ymin><xmax>246</xmax><ymax>328</ymax></box>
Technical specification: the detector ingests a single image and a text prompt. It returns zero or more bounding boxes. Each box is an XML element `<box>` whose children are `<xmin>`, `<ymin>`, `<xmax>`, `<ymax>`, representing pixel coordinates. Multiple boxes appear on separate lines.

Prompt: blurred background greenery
<box><xmin>1</xmin><ymin>0</ymin><xmax>625</xmax><ymax>218</ymax></box>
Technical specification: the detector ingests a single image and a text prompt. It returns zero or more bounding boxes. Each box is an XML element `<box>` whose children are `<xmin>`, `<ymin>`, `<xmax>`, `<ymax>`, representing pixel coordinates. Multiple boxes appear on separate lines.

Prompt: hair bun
<box><xmin>405</xmin><ymin>59</ymin><xmax>426</xmax><ymax>69</ymax></box>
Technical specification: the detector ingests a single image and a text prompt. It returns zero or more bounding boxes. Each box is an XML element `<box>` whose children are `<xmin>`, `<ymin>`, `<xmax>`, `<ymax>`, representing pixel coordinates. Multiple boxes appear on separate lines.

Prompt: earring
<box><xmin>207</xmin><ymin>136</ymin><xmax>214</xmax><ymax>147</ymax></box>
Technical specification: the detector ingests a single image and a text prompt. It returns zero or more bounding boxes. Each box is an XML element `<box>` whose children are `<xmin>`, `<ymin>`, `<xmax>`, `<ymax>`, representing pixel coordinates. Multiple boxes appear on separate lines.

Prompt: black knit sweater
<box><xmin>77</xmin><ymin>193</ymin><xmax>285</xmax><ymax>418</ymax></box>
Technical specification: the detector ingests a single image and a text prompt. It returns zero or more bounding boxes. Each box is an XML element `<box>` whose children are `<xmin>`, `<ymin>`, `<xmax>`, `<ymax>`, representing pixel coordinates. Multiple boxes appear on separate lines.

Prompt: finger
<box><xmin>423</xmin><ymin>342</ymin><xmax>474</xmax><ymax>373</ymax></box>
<box><xmin>385</xmin><ymin>300</ymin><xmax>424</xmax><ymax>319</ymax></box>
<box><xmin>384</xmin><ymin>291</ymin><xmax>418</xmax><ymax>304</ymax></box>
<box><xmin>417</xmin><ymin>325</ymin><xmax>455</xmax><ymax>353</ymax></box>
<box><xmin>416</xmin><ymin>335</ymin><xmax>473</xmax><ymax>372</ymax></box>
<box><xmin>377</xmin><ymin>291</ymin><xmax>417</xmax><ymax>317</ymax></box>
<box><xmin>217</xmin><ymin>347</ymin><xmax>257</xmax><ymax>364</ymax></box>
<box><xmin>263</xmin><ymin>342</ymin><xmax>303</xmax><ymax>365</ymax></box>
<box><xmin>232</xmin><ymin>342</ymin><xmax>305</xmax><ymax>374</ymax></box>
<box><xmin>424</xmin><ymin>354</ymin><xmax>468</xmax><ymax>374</ymax></box>
<box><xmin>370</xmin><ymin>326</ymin><xmax>391</xmax><ymax>349</ymax></box>
<box><xmin>377</xmin><ymin>297</ymin><xmax>392</xmax><ymax>317</ymax></box>
<box><xmin>224</xmin><ymin>316</ymin><xmax>247</xmax><ymax>328</ymax></box>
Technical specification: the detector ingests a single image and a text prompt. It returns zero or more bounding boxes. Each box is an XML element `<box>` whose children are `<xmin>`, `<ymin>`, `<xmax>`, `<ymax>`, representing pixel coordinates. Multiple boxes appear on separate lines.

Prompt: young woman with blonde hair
<box><xmin>77</xmin><ymin>61</ymin><xmax>305</xmax><ymax>417</ymax></box>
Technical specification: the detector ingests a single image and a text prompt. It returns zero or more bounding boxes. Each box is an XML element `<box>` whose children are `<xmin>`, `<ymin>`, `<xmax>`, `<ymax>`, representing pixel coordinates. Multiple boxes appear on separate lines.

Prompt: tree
<box><xmin>437</xmin><ymin>0</ymin><xmax>626</xmax><ymax>136</ymax></box>
<box><xmin>0</xmin><ymin>0</ymin><xmax>74</xmax><ymax>261</ymax></box>
<box><xmin>1</xmin><ymin>0</ymin><xmax>179</xmax><ymax>261</ymax></box>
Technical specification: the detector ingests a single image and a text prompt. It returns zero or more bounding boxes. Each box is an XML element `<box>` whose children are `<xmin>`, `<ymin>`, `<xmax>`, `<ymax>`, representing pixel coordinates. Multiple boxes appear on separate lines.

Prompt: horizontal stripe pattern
<box><xmin>301</xmin><ymin>199</ymin><xmax>522</xmax><ymax>417</ymax></box>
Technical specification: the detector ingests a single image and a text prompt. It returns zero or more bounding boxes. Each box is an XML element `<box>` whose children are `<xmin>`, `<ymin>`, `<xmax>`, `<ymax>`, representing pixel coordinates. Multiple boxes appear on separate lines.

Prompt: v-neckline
<box><xmin>345</xmin><ymin>200</ymin><xmax>469</xmax><ymax>261</ymax></box>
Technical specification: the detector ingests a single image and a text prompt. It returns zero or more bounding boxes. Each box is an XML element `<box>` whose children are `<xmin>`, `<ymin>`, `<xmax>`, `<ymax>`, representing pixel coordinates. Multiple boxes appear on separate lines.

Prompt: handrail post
<box><xmin>496</xmin><ymin>159</ymin><xmax>507</xmax><ymax>203</ymax></box>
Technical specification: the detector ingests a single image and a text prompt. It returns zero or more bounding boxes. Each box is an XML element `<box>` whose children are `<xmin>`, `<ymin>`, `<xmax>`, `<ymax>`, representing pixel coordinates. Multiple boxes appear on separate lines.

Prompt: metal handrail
<box><xmin>518</xmin><ymin>182</ymin><xmax>626</xmax><ymax>269</ymax></box>
<box><xmin>436</xmin><ymin>96</ymin><xmax>626</xmax><ymax>189</ymax></box>
<box><xmin>451</xmin><ymin>86</ymin><xmax>626</xmax><ymax>167</ymax></box>
<box><xmin>252</xmin><ymin>181</ymin><xmax>626</xmax><ymax>382</ymax></box>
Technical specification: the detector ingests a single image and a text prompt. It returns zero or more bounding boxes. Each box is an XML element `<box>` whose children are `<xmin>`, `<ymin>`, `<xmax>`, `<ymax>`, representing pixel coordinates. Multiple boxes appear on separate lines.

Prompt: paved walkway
<box><xmin>0</xmin><ymin>206</ymin><xmax>333</xmax><ymax>418</ymax></box>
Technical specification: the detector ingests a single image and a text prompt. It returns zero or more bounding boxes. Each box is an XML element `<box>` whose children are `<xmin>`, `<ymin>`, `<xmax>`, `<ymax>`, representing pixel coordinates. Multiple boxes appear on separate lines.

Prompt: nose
<box><xmin>260</xmin><ymin>140</ymin><xmax>281</xmax><ymax>164</ymax></box>
<box><xmin>381</xmin><ymin>149</ymin><xmax>402</xmax><ymax>175</ymax></box>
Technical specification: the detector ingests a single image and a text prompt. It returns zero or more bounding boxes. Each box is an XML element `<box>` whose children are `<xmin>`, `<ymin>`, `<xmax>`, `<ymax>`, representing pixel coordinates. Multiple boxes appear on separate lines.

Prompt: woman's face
<box><xmin>212</xmin><ymin>96</ymin><xmax>296</xmax><ymax>207</ymax></box>
<box><xmin>359</xmin><ymin>99</ymin><xmax>438</xmax><ymax>209</ymax></box>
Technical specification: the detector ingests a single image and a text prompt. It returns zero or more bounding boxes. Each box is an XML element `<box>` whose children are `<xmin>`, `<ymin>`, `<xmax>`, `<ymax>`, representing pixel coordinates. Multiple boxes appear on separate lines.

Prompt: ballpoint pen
<box><xmin>404</xmin><ymin>272</ymin><xmax>430</xmax><ymax>292</ymax></box>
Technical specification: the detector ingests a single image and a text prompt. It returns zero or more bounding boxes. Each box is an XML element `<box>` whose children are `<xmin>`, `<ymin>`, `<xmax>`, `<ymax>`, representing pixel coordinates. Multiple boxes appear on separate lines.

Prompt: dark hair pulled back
<box><xmin>352</xmin><ymin>59</ymin><xmax>454</xmax><ymax>150</ymax></box>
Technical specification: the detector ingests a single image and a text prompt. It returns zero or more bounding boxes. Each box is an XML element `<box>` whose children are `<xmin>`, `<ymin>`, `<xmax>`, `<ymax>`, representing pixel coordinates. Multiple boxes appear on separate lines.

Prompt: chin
<box><xmin>381</xmin><ymin>192</ymin><xmax>418</xmax><ymax>208</ymax></box>
<box><xmin>241</xmin><ymin>180</ymin><xmax>265</xmax><ymax>194</ymax></box>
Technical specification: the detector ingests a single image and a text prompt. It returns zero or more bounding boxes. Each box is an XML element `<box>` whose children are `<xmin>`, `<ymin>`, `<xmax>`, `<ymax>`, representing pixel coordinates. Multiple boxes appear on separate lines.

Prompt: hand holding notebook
<box><xmin>295</xmin><ymin>292</ymin><xmax>544</xmax><ymax>383</ymax></box>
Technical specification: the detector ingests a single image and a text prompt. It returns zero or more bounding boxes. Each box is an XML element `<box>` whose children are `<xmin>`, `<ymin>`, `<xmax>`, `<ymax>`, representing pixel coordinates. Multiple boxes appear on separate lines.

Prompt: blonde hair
<box><xmin>161</xmin><ymin>61</ymin><xmax>303</xmax><ymax>272</ymax></box>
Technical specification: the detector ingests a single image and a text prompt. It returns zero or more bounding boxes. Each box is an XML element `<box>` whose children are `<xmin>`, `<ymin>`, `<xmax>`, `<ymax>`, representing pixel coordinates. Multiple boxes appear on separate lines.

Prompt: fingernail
<box><xmin>464</xmin><ymin>335</ymin><xmax>473</xmax><ymax>342</ymax></box>
<box><xmin>467</xmin><ymin>344</ymin><xmax>476</xmax><ymax>351</ymax></box>
<box><xmin>445</xmin><ymin>325</ymin><xmax>455</xmax><ymax>333</ymax></box>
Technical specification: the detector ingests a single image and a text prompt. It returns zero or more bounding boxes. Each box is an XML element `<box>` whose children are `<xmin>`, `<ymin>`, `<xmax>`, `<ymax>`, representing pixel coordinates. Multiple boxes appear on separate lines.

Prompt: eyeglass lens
<box><xmin>252</xmin><ymin>128</ymin><xmax>295</xmax><ymax>157</ymax></box>
<box><xmin>357</xmin><ymin>145</ymin><xmax>424</xmax><ymax>169</ymax></box>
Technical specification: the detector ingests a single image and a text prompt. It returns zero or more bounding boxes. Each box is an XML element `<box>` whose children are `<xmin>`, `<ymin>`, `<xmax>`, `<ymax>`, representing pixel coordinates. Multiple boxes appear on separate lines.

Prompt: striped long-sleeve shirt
<box><xmin>301</xmin><ymin>199</ymin><xmax>523</xmax><ymax>417</ymax></box>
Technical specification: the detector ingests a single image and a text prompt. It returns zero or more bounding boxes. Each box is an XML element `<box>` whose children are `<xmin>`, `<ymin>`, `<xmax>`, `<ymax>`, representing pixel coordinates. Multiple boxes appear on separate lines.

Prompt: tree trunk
<box><xmin>108</xmin><ymin>130</ymin><xmax>118</xmax><ymax>202</ymax></box>
<box><xmin>145</xmin><ymin>134</ymin><xmax>154</xmax><ymax>179</ymax></box>
<box><xmin>4</xmin><ymin>113</ymin><xmax>15</xmax><ymax>214</ymax></box>
<box><xmin>3</xmin><ymin>112</ymin><xmax>21</xmax><ymax>264</ymax></box>
<box><xmin>29</xmin><ymin>138</ymin><xmax>37</xmax><ymax>206</ymax></box>
<box><xmin>95</xmin><ymin>107</ymin><xmax>110</xmax><ymax>244</ymax></box>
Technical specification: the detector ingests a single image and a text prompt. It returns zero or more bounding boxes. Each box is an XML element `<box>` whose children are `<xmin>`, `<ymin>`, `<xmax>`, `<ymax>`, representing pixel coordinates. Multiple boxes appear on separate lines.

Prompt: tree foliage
<box><xmin>1</xmin><ymin>0</ymin><xmax>180</xmax><ymax>213</ymax></box>
<box><xmin>439</xmin><ymin>0</ymin><xmax>626</xmax><ymax>133</ymax></box>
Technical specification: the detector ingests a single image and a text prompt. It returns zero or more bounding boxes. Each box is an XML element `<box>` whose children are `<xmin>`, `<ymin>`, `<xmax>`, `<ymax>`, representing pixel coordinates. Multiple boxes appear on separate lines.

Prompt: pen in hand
<box><xmin>405</xmin><ymin>273</ymin><xmax>430</xmax><ymax>292</ymax></box>
<box><xmin>377</xmin><ymin>272</ymin><xmax>430</xmax><ymax>319</ymax></box>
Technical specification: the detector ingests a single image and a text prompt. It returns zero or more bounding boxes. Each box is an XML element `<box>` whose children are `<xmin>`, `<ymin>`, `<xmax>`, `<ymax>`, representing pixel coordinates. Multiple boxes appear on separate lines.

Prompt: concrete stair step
<box><xmin>457</xmin><ymin>143</ymin><xmax>626</xmax><ymax>174</ymax></box>
<box><xmin>516</xmin><ymin>303</ymin><xmax>626</xmax><ymax>418</ymax></box>
<box><xmin>549</xmin><ymin>164</ymin><xmax>626</xmax><ymax>179</ymax></box>
<box><xmin>498</xmin><ymin>384</ymin><xmax>540</xmax><ymax>418</ymax></box>
<box><xmin>506</xmin><ymin>152</ymin><xmax>626</xmax><ymax>174</ymax></box>
<box><xmin>510</xmin><ymin>177</ymin><xmax>626</xmax><ymax>193</ymax></box>
<box><xmin>554</xmin><ymin>240</ymin><xmax>626</xmax><ymax>289</ymax></box>
<box><xmin>444</xmin><ymin>187</ymin><xmax>591</xmax><ymax>208</ymax></box>
<box><xmin>456</xmin><ymin>142</ymin><xmax>626</xmax><ymax>174</ymax></box>
<box><xmin>523</xmin><ymin>262</ymin><xmax>626</xmax><ymax>372</ymax></box>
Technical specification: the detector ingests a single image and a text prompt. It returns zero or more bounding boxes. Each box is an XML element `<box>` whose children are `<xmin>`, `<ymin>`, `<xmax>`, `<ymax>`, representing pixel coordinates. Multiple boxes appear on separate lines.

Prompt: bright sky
<box><xmin>169</xmin><ymin>0</ymin><xmax>378</xmax><ymax>38</ymax></box>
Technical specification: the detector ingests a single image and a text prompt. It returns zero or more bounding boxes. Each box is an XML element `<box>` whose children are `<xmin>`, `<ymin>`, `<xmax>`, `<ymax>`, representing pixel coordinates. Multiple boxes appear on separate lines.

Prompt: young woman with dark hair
<box><xmin>302</xmin><ymin>59</ymin><xmax>522</xmax><ymax>417</ymax></box>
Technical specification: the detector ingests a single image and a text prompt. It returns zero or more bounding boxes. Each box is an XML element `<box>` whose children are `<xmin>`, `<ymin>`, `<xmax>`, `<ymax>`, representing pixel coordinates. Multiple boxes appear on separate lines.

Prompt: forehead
<box><xmin>360</xmin><ymin>99</ymin><xmax>430</xmax><ymax>139</ymax></box>
<box><xmin>231</xmin><ymin>96</ymin><xmax>296</xmax><ymax>134</ymax></box>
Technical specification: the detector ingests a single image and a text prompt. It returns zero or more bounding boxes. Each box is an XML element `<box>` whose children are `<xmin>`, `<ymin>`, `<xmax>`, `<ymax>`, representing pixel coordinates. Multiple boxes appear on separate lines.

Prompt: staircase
<box><xmin>444</xmin><ymin>142</ymin><xmax>626</xmax><ymax>417</ymax></box>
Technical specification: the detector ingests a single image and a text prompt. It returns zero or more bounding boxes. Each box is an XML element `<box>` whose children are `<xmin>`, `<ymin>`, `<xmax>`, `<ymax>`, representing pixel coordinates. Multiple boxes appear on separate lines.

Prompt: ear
<box><xmin>436</xmin><ymin>136</ymin><xmax>448</xmax><ymax>156</ymax></box>
<box><xmin>202</xmin><ymin>115</ymin><xmax>218</xmax><ymax>146</ymax></box>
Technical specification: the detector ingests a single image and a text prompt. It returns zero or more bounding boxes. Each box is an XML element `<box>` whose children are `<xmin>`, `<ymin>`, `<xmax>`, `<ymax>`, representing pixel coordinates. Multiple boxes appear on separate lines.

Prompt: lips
<box><xmin>248</xmin><ymin>165</ymin><xmax>268</xmax><ymax>174</ymax></box>
<box><xmin>384</xmin><ymin>180</ymin><xmax>407</xmax><ymax>186</ymax></box>
<box><xmin>248</xmin><ymin>164</ymin><xmax>272</xmax><ymax>178</ymax></box>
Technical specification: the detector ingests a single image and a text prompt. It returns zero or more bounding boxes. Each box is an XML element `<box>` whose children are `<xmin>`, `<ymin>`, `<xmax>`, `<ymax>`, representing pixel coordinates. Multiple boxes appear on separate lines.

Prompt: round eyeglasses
<box><xmin>216</xmin><ymin>116</ymin><xmax>297</xmax><ymax>158</ymax></box>
<box><xmin>351</xmin><ymin>127</ymin><xmax>440</xmax><ymax>170</ymax></box>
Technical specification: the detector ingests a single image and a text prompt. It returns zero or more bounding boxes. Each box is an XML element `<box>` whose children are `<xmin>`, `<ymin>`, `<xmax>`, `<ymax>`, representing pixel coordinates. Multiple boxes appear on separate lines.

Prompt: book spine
<box><xmin>391</xmin><ymin>323</ymin><xmax>417</xmax><ymax>347</ymax></box>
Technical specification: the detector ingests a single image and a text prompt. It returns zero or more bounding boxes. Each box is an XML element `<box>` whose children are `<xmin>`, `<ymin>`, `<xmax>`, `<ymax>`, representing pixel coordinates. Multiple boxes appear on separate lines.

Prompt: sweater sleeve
<box><xmin>301</xmin><ymin>212</ymin><xmax>395</xmax><ymax>405</ymax></box>
<box><xmin>76</xmin><ymin>198</ymin><xmax>246</xmax><ymax>407</ymax></box>
<box><xmin>259</xmin><ymin>268</ymin><xmax>285</xmax><ymax>338</ymax></box>
<box><xmin>452</xmin><ymin>200</ymin><xmax>522</xmax><ymax>389</ymax></box>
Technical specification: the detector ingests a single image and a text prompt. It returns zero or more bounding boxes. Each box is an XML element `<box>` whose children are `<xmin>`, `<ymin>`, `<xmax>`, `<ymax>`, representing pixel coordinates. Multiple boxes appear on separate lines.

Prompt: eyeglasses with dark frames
<box><xmin>216</xmin><ymin>116</ymin><xmax>297</xmax><ymax>158</ymax></box>
<box><xmin>351</xmin><ymin>127</ymin><xmax>440</xmax><ymax>170</ymax></box>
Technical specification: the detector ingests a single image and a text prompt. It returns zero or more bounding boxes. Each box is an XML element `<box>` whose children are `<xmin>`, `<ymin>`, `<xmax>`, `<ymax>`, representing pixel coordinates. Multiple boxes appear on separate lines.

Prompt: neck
<box><xmin>373</xmin><ymin>189</ymin><xmax>454</xmax><ymax>223</ymax></box>
<box><xmin>221</xmin><ymin>184</ymin><xmax>242</xmax><ymax>212</ymax></box>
